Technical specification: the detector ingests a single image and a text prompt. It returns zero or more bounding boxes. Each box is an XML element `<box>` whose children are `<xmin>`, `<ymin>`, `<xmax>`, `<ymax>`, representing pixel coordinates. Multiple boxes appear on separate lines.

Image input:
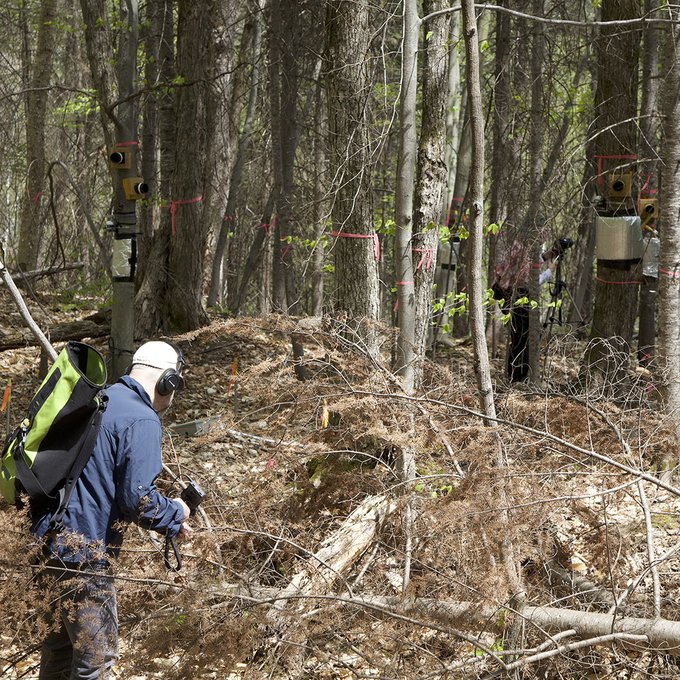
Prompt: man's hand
<box><xmin>175</xmin><ymin>497</ymin><xmax>191</xmax><ymax>520</ymax></box>
<box><xmin>178</xmin><ymin>521</ymin><xmax>193</xmax><ymax>538</ymax></box>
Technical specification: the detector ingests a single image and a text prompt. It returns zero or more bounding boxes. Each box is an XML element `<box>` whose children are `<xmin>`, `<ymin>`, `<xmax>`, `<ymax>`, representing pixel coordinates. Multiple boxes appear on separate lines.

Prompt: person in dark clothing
<box><xmin>32</xmin><ymin>341</ymin><xmax>191</xmax><ymax>680</ymax></box>
<box><xmin>492</xmin><ymin>240</ymin><xmax>555</xmax><ymax>382</ymax></box>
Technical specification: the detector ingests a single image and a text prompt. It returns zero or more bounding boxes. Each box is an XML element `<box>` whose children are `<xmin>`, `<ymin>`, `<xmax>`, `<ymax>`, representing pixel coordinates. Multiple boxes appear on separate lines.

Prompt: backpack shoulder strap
<box><xmin>46</xmin><ymin>393</ymin><xmax>108</xmax><ymax>533</ymax></box>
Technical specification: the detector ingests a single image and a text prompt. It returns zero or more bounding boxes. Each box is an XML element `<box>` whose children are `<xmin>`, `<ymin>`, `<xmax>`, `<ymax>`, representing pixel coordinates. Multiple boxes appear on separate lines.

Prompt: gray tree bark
<box><xmin>584</xmin><ymin>0</ymin><xmax>642</xmax><ymax>384</ymax></box>
<box><xmin>326</xmin><ymin>0</ymin><xmax>380</xmax><ymax>355</ymax></box>
<box><xmin>394</xmin><ymin>0</ymin><xmax>419</xmax><ymax>392</ymax></box>
<box><xmin>657</xmin><ymin>6</ymin><xmax>680</xmax><ymax>429</ymax></box>
<box><xmin>413</xmin><ymin>0</ymin><xmax>449</xmax><ymax>389</ymax></box>
<box><xmin>80</xmin><ymin>0</ymin><xmax>140</xmax><ymax>377</ymax></box>
<box><xmin>461</xmin><ymin>1</ymin><xmax>495</xmax><ymax>421</ymax></box>
<box><xmin>164</xmin><ymin>0</ymin><xmax>217</xmax><ymax>331</ymax></box>
<box><xmin>135</xmin><ymin>0</ymin><xmax>176</xmax><ymax>337</ymax></box>
<box><xmin>18</xmin><ymin>0</ymin><xmax>58</xmax><ymax>273</ymax></box>
<box><xmin>267</xmin><ymin>0</ymin><xmax>300</xmax><ymax>314</ymax></box>
<box><xmin>208</xmin><ymin>2</ymin><xmax>263</xmax><ymax>309</ymax></box>
<box><xmin>637</xmin><ymin>0</ymin><xmax>661</xmax><ymax>366</ymax></box>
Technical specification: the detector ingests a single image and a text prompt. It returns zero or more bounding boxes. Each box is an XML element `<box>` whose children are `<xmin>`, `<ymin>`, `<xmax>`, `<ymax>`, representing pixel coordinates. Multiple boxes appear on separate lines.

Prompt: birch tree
<box><xmin>413</xmin><ymin>0</ymin><xmax>449</xmax><ymax>388</ymax></box>
<box><xmin>394</xmin><ymin>0</ymin><xmax>419</xmax><ymax>392</ymax></box>
<box><xmin>657</xmin><ymin>6</ymin><xmax>680</xmax><ymax>425</ymax></box>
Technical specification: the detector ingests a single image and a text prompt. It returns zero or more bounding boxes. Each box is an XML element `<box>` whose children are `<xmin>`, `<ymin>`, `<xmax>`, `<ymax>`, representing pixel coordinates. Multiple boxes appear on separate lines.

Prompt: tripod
<box><xmin>541</xmin><ymin>255</ymin><xmax>583</xmax><ymax>375</ymax></box>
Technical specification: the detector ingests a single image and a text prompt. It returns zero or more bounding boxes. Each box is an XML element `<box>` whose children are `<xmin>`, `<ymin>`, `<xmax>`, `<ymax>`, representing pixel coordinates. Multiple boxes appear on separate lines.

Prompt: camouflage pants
<box><xmin>37</xmin><ymin>560</ymin><xmax>118</xmax><ymax>680</ymax></box>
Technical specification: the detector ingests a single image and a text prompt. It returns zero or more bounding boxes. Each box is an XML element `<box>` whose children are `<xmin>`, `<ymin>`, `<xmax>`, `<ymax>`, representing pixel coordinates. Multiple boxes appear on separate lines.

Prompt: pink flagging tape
<box><xmin>330</xmin><ymin>231</ymin><xmax>380</xmax><ymax>261</ymax></box>
<box><xmin>658</xmin><ymin>267</ymin><xmax>680</xmax><ymax>280</ymax></box>
<box><xmin>162</xmin><ymin>194</ymin><xmax>203</xmax><ymax>237</ymax></box>
<box><xmin>393</xmin><ymin>281</ymin><xmax>414</xmax><ymax>312</ymax></box>
<box><xmin>30</xmin><ymin>191</ymin><xmax>42</xmax><ymax>204</ymax></box>
<box><xmin>412</xmin><ymin>247</ymin><xmax>434</xmax><ymax>271</ymax></box>
<box><xmin>115</xmin><ymin>140</ymin><xmax>139</xmax><ymax>147</ymax></box>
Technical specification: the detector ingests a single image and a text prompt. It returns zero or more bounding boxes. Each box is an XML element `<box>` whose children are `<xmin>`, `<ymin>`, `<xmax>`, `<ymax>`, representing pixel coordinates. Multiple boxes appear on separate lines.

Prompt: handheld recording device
<box><xmin>165</xmin><ymin>477</ymin><xmax>207</xmax><ymax>571</ymax></box>
<box><xmin>180</xmin><ymin>477</ymin><xmax>206</xmax><ymax>516</ymax></box>
<box><xmin>542</xmin><ymin>237</ymin><xmax>574</xmax><ymax>261</ymax></box>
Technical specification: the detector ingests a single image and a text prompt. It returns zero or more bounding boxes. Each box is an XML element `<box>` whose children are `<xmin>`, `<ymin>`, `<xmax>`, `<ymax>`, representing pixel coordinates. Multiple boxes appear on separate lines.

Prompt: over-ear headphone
<box><xmin>156</xmin><ymin>343</ymin><xmax>185</xmax><ymax>396</ymax></box>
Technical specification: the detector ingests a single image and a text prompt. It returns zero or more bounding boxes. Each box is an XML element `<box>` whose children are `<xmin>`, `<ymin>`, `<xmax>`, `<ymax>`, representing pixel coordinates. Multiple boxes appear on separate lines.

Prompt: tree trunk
<box><xmin>584</xmin><ymin>0</ymin><xmax>642</xmax><ymax>383</ymax></box>
<box><xmin>136</xmin><ymin>0</ymin><xmax>163</xmax><ymax>285</ymax></box>
<box><xmin>209</xmin><ymin>2</ymin><xmax>263</xmax><ymax>308</ymax></box>
<box><xmin>311</xmin><ymin>58</ymin><xmax>326</xmax><ymax>317</ymax></box>
<box><xmin>636</xmin><ymin>0</ymin><xmax>660</xmax><ymax>366</ymax></box>
<box><xmin>567</xmin><ymin>129</ymin><xmax>598</xmax><ymax>329</ymax></box>
<box><xmin>110</xmin><ymin>0</ymin><xmax>140</xmax><ymax>377</ymax></box>
<box><xmin>444</xmin><ymin>14</ymin><xmax>461</xmax><ymax>214</ymax></box>
<box><xmin>80</xmin><ymin>0</ymin><xmax>140</xmax><ymax>377</ymax></box>
<box><xmin>657</xmin><ymin>7</ymin><xmax>680</xmax><ymax>427</ymax></box>
<box><xmin>394</xmin><ymin>0</ymin><xmax>419</xmax><ymax>392</ymax></box>
<box><xmin>526</xmin><ymin>0</ymin><xmax>545</xmax><ymax>383</ymax></box>
<box><xmin>450</xmin><ymin>13</ymin><xmax>490</xmax><ymax>340</ymax></box>
<box><xmin>487</xmin><ymin>1</ymin><xmax>517</xmax><ymax>359</ymax></box>
<box><xmin>208</xmin><ymin>0</ymin><xmax>263</xmax><ymax>309</ymax></box>
<box><xmin>18</xmin><ymin>0</ymin><xmax>58</xmax><ymax>273</ymax></box>
<box><xmin>164</xmin><ymin>0</ymin><xmax>217</xmax><ymax>332</ymax></box>
<box><xmin>267</xmin><ymin>0</ymin><xmax>299</xmax><ymax>315</ymax></box>
<box><xmin>135</xmin><ymin>0</ymin><xmax>175</xmax><ymax>337</ymax></box>
<box><xmin>461</xmin><ymin>0</ymin><xmax>495</xmax><ymax>422</ymax></box>
<box><xmin>462</xmin><ymin>0</ymin><xmax>523</xmax><ymax>608</ymax></box>
<box><xmin>326</xmin><ymin>0</ymin><xmax>380</xmax><ymax>355</ymax></box>
<box><xmin>79</xmin><ymin>0</ymin><xmax>116</xmax><ymax>150</ymax></box>
<box><xmin>413</xmin><ymin>0</ymin><xmax>448</xmax><ymax>389</ymax></box>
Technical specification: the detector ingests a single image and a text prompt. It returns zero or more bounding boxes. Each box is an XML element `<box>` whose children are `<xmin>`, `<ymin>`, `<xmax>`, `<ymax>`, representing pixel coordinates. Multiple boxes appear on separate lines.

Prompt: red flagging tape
<box><xmin>162</xmin><ymin>194</ymin><xmax>203</xmax><ymax>237</ymax></box>
<box><xmin>330</xmin><ymin>231</ymin><xmax>380</xmax><ymax>261</ymax></box>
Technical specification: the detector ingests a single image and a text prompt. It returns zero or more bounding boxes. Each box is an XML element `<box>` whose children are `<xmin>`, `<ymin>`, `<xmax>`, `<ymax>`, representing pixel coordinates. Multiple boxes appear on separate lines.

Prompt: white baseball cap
<box><xmin>131</xmin><ymin>341</ymin><xmax>181</xmax><ymax>371</ymax></box>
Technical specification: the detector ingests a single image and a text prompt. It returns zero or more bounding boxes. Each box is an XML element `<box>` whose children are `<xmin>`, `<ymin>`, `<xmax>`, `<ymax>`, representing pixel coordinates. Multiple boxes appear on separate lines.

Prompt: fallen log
<box><xmin>270</xmin><ymin>494</ymin><xmax>396</xmax><ymax>614</ymax></box>
<box><xmin>359</xmin><ymin>596</ymin><xmax>680</xmax><ymax>656</ymax></box>
<box><xmin>214</xmin><ymin>583</ymin><xmax>680</xmax><ymax>658</ymax></box>
<box><xmin>0</xmin><ymin>309</ymin><xmax>110</xmax><ymax>351</ymax></box>
<box><xmin>7</xmin><ymin>262</ymin><xmax>84</xmax><ymax>281</ymax></box>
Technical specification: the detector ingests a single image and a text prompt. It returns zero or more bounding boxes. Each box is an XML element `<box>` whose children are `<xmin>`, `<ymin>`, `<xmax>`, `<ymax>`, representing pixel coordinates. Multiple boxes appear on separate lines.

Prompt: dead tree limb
<box><xmin>0</xmin><ymin>257</ymin><xmax>57</xmax><ymax>360</ymax></box>
<box><xmin>7</xmin><ymin>262</ymin><xmax>84</xmax><ymax>281</ymax></box>
<box><xmin>0</xmin><ymin>310</ymin><xmax>110</xmax><ymax>351</ymax></box>
<box><xmin>270</xmin><ymin>494</ymin><xmax>396</xmax><ymax>613</ymax></box>
<box><xmin>345</xmin><ymin>596</ymin><xmax>680</xmax><ymax>657</ymax></box>
<box><xmin>205</xmin><ymin>584</ymin><xmax>680</xmax><ymax>658</ymax></box>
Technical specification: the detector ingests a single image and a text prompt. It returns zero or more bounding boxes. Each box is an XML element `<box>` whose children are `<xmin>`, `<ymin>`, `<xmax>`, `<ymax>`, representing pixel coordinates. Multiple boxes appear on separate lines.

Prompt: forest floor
<box><xmin>1</xmin><ymin>284</ymin><xmax>680</xmax><ymax>679</ymax></box>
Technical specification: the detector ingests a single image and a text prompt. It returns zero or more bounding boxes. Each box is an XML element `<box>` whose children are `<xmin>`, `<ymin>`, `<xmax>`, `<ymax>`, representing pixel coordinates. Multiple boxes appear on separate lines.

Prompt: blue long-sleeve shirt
<box><xmin>32</xmin><ymin>376</ymin><xmax>184</xmax><ymax>563</ymax></box>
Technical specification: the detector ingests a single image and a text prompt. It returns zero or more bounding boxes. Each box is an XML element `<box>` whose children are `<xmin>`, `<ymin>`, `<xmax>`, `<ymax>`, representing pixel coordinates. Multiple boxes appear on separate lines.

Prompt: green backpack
<box><xmin>0</xmin><ymin>341</ymin><xmax>107</xmax><ymax>530</ymax></box>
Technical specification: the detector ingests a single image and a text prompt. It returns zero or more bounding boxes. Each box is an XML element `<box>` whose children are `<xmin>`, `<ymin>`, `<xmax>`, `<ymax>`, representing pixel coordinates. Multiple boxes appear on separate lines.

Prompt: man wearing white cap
<box><xmin>33</xmin><ymin>340</ymin><xmax>191</xmax><ymax>679</ymax></box>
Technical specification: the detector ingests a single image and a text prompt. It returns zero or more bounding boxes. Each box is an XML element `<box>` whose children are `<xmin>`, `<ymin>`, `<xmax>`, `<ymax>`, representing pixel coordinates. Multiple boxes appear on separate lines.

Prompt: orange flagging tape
<box><xmin>1</xmin><ymin>382</ymin><xmax>11</xmax><ymax>413</ymax></box>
